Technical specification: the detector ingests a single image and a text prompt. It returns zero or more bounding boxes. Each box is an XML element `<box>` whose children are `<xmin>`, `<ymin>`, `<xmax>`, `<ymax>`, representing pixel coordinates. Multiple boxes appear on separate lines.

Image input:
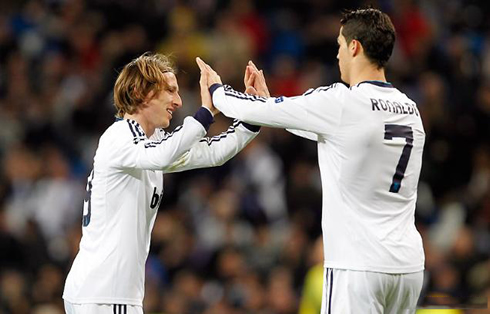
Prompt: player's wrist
<box><xmin>202</xmin><ymin>106</ymin><xmax>214</xmax><ymax>116</ymax></box>
<box><xmin>209</xmin><ymin>83</ymin><xmax>223</xmax><ymax>98</ymax></box>
<box><xmin>193</xmin><ymin>107</ymin><xmax>215</xmax><ymax>131</ymax></box>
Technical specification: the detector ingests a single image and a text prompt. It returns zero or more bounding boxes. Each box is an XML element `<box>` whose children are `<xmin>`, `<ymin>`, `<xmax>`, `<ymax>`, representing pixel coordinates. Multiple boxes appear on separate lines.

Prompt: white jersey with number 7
<box><xmin>211</xmin><ymin>81</ymin><xmax>425</xmax><ymax>273</ymax></box>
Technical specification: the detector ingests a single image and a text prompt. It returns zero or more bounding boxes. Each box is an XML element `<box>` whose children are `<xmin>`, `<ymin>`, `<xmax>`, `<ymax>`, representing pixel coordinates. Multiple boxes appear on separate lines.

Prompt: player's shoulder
<box><xmin>302</xmin><ymin>82</ymin><xmax>348</xmax><ymax>97</ymax></box>
<box><xmin>351</xmin><ymin>81</ymin><xmax>406</xmax><ymax>95</ymax></box>
<box><xmin>352</xmin><ymin>81</ymin><xmax>416</xmax><ymax>101</ymax></box>
<box><xmin>100</xmin><ymin>119</ymin><xmax>146</xmax><ymax>147</ymax></box>
<box><xmin>397</xmin><ymin>89</ymin><xmax>417</xmax><ymax>105</ymax></box>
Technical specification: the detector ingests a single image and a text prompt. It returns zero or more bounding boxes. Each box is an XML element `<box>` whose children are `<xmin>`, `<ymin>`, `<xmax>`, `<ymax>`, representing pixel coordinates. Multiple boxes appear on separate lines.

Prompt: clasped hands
<box><xmin>196</xmin><ymin>57</ymin><xmax>270</xmax><ymax>116</ymax></box>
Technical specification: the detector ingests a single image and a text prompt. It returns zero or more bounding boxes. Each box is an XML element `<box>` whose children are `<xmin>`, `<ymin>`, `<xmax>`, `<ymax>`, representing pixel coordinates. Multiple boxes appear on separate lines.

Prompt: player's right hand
<box><xmin>197</xmin><ymin>58</ymin><xmax>220</xmax><ymax>116</ymax></box>
<box><xmin>244</xmin><ymin>60</ymin><xmax>270</xmax><ymax>98</ymax></box>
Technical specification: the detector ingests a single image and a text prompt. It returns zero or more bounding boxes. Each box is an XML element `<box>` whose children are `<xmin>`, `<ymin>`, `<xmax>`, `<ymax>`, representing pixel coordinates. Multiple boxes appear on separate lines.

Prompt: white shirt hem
<box><xmin>62</xmin><ymin>295</ymin><xmax>142</xmax><ymax>307</ymax></box>
<box><xmin>323</xmin><ymin>261</ymin><xmax>424</xmax><ymax>274</ymax></box>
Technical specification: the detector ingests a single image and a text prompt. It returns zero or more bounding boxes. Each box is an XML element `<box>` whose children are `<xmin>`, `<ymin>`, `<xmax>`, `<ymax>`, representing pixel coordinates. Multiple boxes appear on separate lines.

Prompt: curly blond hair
<box><xmin>113</xmin><ymin>52</ymin><xmax>176</xmax><ymax>118</ymax></box>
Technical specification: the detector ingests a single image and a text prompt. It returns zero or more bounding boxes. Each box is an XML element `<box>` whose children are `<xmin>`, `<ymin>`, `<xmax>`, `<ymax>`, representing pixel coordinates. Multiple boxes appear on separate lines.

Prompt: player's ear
<box><xmin>142</xmin><ymin>89</ymin><xmax>156</xmax><ymax>105</ymax></box>
<box><xmin>350</xmin><ymin>39</ymin><xmax>363</xmax><ymax>57</ymax></box>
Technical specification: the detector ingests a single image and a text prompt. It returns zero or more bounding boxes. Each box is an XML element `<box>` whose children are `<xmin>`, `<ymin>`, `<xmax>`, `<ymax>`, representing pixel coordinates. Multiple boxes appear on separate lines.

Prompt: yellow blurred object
<box><xmin>298</xmin><ymin>264</ymin><xmax>324</xmax><ymax>314</ymax></box>
<box><xmin>416</xmin><ymin>310</ymin><xmax>463</xmax><ymax>313</ymax></box>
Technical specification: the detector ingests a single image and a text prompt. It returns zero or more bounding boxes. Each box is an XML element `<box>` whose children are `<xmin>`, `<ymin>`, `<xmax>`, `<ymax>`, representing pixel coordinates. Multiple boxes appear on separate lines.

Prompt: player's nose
<box><xmin>174</xmin><ymin>93</ymin><xmax>182</xmax><ymax>108</ymax></box>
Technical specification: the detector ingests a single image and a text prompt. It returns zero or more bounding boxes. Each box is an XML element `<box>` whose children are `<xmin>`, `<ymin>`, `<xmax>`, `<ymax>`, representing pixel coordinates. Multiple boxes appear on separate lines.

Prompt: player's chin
<box><xmin>161</xmin><ymin>119</ymin><xmax>170</xmax><ymax>129</ymax></box>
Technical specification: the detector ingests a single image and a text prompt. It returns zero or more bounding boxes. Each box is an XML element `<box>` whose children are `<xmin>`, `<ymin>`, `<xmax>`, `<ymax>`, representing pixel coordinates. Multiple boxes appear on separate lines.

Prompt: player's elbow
<box><xmin>214</xmin><ymin>156</ymin><xmax>229</xmax><ymax>167</ymax></box>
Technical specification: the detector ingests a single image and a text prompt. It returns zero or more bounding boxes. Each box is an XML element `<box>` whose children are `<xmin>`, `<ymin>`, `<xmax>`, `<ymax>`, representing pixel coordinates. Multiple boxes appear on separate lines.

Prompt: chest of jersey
<box><xmin>143</xmin><ymin>169</ymin><xmax>164</xmax><ymax>211</ymax></box>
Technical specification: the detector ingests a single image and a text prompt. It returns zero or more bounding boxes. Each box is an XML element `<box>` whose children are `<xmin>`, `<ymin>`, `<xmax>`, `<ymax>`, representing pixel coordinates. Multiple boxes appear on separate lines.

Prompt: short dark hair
<box><xmin>340</xmin><ymin>8</ymin><xmax>396</xmax><ymax>69</ymax></box>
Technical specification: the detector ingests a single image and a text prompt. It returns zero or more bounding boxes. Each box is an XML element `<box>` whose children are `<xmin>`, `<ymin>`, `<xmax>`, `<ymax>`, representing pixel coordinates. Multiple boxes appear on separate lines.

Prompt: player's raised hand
<box><xmin>197</xmin><ymin>58</ymin><xmax>220</xmax><ymax>116</ymax></box>
<box><xmin>244</xmin><ymin>65</ymin><xmax>259</xmax><ymax>95</ymax></box>
<box><xmin>196</xmin><ymin>57</ymin><xmax>222</xmax><ymax>87</ymax></box>
<box><xmin>244</xmin><ymin>60</ymin><xmax>270</xmax><ymax>97</ymax></box>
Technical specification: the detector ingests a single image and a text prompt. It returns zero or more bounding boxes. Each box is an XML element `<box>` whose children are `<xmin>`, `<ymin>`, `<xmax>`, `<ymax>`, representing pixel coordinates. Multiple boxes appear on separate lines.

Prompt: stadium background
<box><xmin>0</xmin><ymin>0</ymin><xmax>488</xmax><ymax>313</ymax></box>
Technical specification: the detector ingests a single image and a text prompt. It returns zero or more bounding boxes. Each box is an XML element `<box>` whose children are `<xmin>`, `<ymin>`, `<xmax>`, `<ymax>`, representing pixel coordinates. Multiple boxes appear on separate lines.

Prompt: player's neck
<box><xmin>124</xmin><ymin>113</ymin><xmax>155</xmax><ymax>138</ymax></box>
<box><xmin>348</xmin><ymin>61</ymin><xmax>387</xmax><ymax>87</ymax></box>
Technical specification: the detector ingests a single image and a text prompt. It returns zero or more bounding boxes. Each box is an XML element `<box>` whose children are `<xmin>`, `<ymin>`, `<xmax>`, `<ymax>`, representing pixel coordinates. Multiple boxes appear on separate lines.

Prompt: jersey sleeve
<box><xmin>166</xmin><ymin>120</ymin><xmax>259</xmax><ymax>173</ymax></box>
<box><xmin>109</xmin><ymin>116</ymin><xmax>208</xmax><ymax>171</ymax></box>
<box><xmin>286</xmin><ymin>129</ymin><xmax>319</xmax><ymax>142</ymax></box>
<box><xmin>211</xmin><ymin>84</ymin><xmax>346</xmax><ymax>137</ymax></box>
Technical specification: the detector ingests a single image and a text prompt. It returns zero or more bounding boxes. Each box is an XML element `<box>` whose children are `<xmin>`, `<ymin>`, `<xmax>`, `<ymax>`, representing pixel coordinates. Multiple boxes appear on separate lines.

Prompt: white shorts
<box><xmin>321</xmin><ymin>268</ymin><xmax>423</xmax><ymax>314</ymax></box>
<box><xmin>64</xmin><ymin>301</ymin><xmax>143</xmax><ymax>314</ymax></box>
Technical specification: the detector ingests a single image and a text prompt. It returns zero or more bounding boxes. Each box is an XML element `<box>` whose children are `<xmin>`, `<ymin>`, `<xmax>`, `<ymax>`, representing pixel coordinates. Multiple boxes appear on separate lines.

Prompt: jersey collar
<box><xmin>355</xmin><ymin>81</ymin><xmax>393</xmax><ymax>88</ymax></box>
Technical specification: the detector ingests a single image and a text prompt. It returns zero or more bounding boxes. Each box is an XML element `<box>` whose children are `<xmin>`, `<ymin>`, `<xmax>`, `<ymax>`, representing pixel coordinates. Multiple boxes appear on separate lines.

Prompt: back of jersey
<box><xmin>320</xmin><ymin>81</ymin><xmax>425</xmax><ymax>273</ymax></box>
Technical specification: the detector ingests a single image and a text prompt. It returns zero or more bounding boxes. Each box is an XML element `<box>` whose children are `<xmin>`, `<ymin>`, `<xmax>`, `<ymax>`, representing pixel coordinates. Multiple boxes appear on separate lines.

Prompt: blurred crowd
<box><xmin>0</xmin><ymin>0</ymin><xmax>488</xmax><ymax>313</ymax></box>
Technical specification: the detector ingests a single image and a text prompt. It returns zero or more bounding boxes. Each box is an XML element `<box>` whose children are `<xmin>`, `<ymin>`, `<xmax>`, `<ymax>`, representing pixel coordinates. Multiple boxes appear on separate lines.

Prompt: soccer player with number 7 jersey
<box><xmin>62</xmin><ymin>53</ymin><xmax>261</xmax><ymax>314</ymax></box>
<box><xmin>198</xmin><ymin>8</ymin><xmax>426</xmax><ymax>314</ymax></box>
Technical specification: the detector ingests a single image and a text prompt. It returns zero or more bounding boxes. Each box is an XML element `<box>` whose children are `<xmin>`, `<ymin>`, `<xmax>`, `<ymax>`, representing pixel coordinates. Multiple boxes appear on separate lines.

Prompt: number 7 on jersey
<box><xmin>384</xmin><ymin>124</ymin><xmax>413</xmax><ymax>193</ymax></box>
<box><xmin>83</xmin><ymin>170</ymin><xmax>94</xmax><ymax>226</ymax></box>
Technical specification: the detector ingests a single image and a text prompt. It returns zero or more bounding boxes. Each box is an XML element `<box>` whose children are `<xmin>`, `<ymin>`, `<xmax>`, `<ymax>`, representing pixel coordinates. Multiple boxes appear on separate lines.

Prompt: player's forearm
<box><xmin>166</xmin><ymin>122</ymin><xmax>259</xmax><ymax>173</ymax></box>
<box><xmin>112</xmin><ymin>108</ymin><xmax>214</xmax><ymax>170</ymax></box>
<box><xmin>210</xmin><ymin>84</ymin><xmax>271</xmax><ymax>125</ymax></box>
<box><xmin>213</xmin><ymin>84</ymin><xmax>344</xmax><ymax>137</ymax></box>
<box><xmin>135</xmin><ymin>117</ymin><xmax>206</xmax><ymax>170</ymax></box>
<box><xmin>211</xmin><ymin>84</ymin><xmax>324</xmax><ymax>133</ymax></box>
<box><xmin>194</xmin><ymin>122</ymin><xmax>259</xmax><ymax>168</ymax></box>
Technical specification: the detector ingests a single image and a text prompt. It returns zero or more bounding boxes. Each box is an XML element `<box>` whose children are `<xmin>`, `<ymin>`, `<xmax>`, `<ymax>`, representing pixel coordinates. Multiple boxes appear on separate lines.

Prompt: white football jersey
<box><xmin>63</xmin><ymin>110</ymin><xmax>259</xmax><ymax>306</ymax></box>
<box><xmin>212</xmin><ymin>81</ymin><xmax>425</xmax><ymax>273</ymax></box>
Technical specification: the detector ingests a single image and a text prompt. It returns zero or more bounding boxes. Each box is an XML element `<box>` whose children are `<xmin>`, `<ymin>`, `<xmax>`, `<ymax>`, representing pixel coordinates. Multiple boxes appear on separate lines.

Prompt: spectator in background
<box><xmin>0</xmin><ymin>1</ymin><xmax>488</xmax><ymax>312</ymax></box>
